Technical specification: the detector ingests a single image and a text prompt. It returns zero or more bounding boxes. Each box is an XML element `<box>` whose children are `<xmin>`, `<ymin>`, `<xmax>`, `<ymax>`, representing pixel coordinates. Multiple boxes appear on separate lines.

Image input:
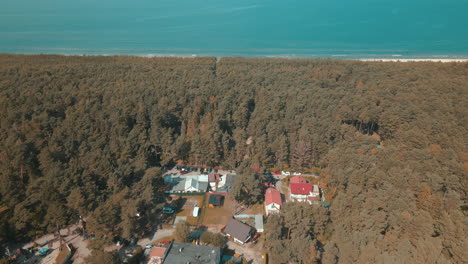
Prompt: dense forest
<box><xmin>0</xmin><ymin>54</ymin><xmax>466</xmax><ymax>263</ymax></box>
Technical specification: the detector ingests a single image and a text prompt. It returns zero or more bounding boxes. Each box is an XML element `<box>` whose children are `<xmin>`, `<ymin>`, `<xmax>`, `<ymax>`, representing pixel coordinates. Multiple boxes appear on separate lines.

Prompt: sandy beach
<box><xmin>360</xmin><ymin>59</ymin><xmax>468</xmax><ymax>63</ymax></box>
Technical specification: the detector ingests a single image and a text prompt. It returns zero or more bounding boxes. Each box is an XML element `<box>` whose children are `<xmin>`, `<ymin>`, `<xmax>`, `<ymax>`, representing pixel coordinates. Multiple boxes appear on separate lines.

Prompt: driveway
<box><xmin>227</xmin><ymin>241</ymin><xmax>264</xmax><ymax>264</ymax></box>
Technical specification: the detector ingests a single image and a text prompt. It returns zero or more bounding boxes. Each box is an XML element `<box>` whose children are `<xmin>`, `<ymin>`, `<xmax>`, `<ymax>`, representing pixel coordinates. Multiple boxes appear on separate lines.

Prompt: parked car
<box><xmin>162</xmin><ymin>206</ymin><xmax>175</xmax><ymax>214</ymax></box>
<box><xmin>130</xmin><ymin>238</ymin><xmax>137</xmax><ymax>246</ymax></box>
<box><xmin>38</xmin><ymin>248</ymin><xmax>51</xmax><ymax>256</ymax></box>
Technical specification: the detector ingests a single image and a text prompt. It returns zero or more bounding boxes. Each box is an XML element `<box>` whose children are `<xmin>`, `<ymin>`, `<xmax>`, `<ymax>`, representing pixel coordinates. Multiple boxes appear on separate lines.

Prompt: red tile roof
<box><xmin>265</xmin><ymin>188</ymin><xmax>282</xmax><ymax>206</ymax></box>
<box><xmin>149</xmin><ymin>247</ymin><xmax>167</xmax><ymax>258</ymax></box>
<box><xmin>290</xmin><ymin>183</ymin><xmax>313</xmax><ymax>195</ymax></box>
<box><xmin>290</xmin><ymin>175</ymin><xmax>307</xmax><ymax>184</ymax></box>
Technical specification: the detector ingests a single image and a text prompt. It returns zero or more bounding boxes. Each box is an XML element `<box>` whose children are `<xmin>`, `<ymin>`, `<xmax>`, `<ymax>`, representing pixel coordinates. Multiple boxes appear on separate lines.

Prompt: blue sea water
<box><xmin>1</xmin><ymin>0</ymin><xmax>468</xmax><ymax>58</ymax></box>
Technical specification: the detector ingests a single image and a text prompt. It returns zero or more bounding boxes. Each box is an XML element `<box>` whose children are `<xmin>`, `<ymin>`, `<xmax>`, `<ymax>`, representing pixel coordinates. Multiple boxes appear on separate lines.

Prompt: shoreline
<box><xmin>1</xmin><ymin>52</ymin><xmax>468</xmax><ymax>62</ymax></box>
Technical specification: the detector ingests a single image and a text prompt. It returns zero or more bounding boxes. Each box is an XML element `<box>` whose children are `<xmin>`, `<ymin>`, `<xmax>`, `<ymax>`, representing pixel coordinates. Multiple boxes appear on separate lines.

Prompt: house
<box><xmin>147</xmin><ymin>246</ymin><xmax>167</xmax><ymax>264</ymax></box>
<box><xmin>223</xmin><ymin>219</ymin><xmax>255</xmax><ymax>245</ymax></box>
<box><xmin>163</xmin><ymin>241</ymin><xmax>221</xmax><ymax>264</ymax></box>
<box><xmin>290</xmin><ymin>183</ymin><xmax>321</xmax><ymax>205</ymax></box>
<box><xmin>185</xmin><ymin>178</ymin><xmax>208</xmax><ymax>192</ymax></box>
<box><xmin>290</xmin><ymin>175</ymin><xmax>307</xmax><ymax>184</ymax></box>
<box><xmin>232</xmin><ymin>214</ymin><xmax>263</xmax><ymax>233</ymax></box>
<box><xmin>170</xmin><ymin>178</ymin><xmax>187</xmax><ymax>193</ymax></box>
<box><xmin>264</xmin><ymin>188</ymin><xmax>282</xmax><ymax>215</ymax></box>
<box><xmin>289</xmin><ymin>183</ymin><xmax>312</xmax><ymax>202</ymax></box>
<box><xmin>208</xmin><ymin>195</ymin><xmax>224</xmax><ymax>208</ymax></box>
<box><xmin>167</xmin><ymin>175</ymin><xmax>209</xmax><ymax>193</ymax></box>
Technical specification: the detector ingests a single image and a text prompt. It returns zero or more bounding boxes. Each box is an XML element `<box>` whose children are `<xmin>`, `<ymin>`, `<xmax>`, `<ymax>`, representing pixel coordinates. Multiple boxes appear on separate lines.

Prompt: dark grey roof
<box><xmin>209</xmin><ymin>195</ymin><xmax>223</xmax><ymax>206</ymax></box>
<box><xmin>223</xmin><ymin>219</ymin><xmax>253</xmax><ymax>243</ymax></box>
<box><xmin>164</xmin><ymin>242</ymin><xmax>221</xmax><ymax>264</ymax></box>
<box><xmin>171</xmin><ymin>178</ymin><xmax>186</xmax><ymax>192</ymax></box>
<box><xmin>198</xmin><ymin>181</ymin><xmax>208</xmax><ymax>192</ymax></box>
<box><xmin>225</xmin><ymin>174</ymin><xmax>236</xmax><ymax>187</ymax></box>
<box><xmin>218</xmin><ymin>174</ymin><xmax>237</xmax><ymax>192</ymax></box>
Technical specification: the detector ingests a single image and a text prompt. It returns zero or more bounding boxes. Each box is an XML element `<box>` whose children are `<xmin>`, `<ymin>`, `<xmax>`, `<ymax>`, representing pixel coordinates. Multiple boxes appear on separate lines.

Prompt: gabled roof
<box><xmin>224</xmin><ymin>219</ymin><xmax>253</xmax><ymax>243</ymax></box>
<box><xmin>265</xmin><ymin>188</ymin><xmax>282</xmax><ymax>206</ymax></box>
<box><xmin>290</xmin><ymin>175</ymin><xmax>307</xmax><ymax>184</ymax></box>
<box><xmin>187</xmin><ymin>178</ymin><xmax>199</xmax><ymax>189</ymax></box>
<box><xmin>290</xmin><ymin>183</ymin><xmax>313</xmax><ymax>195</ymax></box>
<box><xmin>149</xmin><ymin>247</ymin><xmax>167</xmax><ymax>258</ymax></box>
<box><xmin>198</xmin><ymin>181</ymin><xmax>208</xmax><ymax>192</ymax></box>
<box><xmin>171</xmin><ymin>178</ymin><xmax>187</xmax><ymax>192</ymax></box>
<box><xmin>184</xmin><ymin>178</ymin><xmax>208</xmax><ymax>192</ymax></box>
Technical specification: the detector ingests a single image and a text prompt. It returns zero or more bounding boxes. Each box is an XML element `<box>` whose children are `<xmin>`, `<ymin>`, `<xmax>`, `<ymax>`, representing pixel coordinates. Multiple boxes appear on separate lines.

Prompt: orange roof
<box><xmin>290</xmin><ymin>175</ymin><xmax>307</xmax><ymax>184</ymax></box>
<box><xmin>149</xmin><ymin>247</ymin><xmax>167</xmax><ymax>258</ymax></box>
<box><xmin>290</xmin><ymin>183</ymin><xmax>312</xmax><ymax>195</ymax></box>
<box><xmin>265</xmin><ymin>188</ymin><xmax>282</xmax><ymax>206</ymax></box>
<box><xmin>371</xmin><ymin>133</ymin><xmax>381</xmax><ymax>141</ymax></box>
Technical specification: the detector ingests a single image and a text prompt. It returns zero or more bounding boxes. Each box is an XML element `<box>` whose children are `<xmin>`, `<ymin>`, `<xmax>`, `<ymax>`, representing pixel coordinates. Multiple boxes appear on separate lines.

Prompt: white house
<box><xmin>290</xmin><ymin>183</ymin><xmax>321</xmax><ymax>205</ymax></box>
<box><xmin>168</xmin><ymin>175</ymin><xmax>209</xmax><ymax>193</ymax></box>
<box><xmin>264</xmin><ymin>187</ymin><xmax>283</xmax><ymax>216</ymax></box>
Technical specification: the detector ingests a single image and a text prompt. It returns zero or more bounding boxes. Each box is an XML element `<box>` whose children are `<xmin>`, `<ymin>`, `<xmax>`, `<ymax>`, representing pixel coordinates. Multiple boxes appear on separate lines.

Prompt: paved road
<box><xmin>137</xmin><ymin>228</ymin><xmax>174</xmax><ymax>246</ymax></box>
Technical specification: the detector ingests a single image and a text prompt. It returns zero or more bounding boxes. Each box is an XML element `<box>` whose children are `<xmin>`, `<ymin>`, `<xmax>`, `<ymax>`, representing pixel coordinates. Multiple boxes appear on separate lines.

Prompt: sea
<box><xmin>1</xmin><ymin>0</ymin><xmax>468</xmax><ymax>59</ymax></box>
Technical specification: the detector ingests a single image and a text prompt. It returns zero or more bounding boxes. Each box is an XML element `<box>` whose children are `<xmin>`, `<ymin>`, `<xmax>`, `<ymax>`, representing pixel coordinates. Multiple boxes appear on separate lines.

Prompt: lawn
<box><xmin>200</xmin><ymin>195</ymin><xmax>237</xmax><ymax>227</ymax></box>
<box><xmin>173</xmin><ymin>195</ymin><xmax>206</xmax><ymax>226</ymax></box>
<box><xmin>175</xmin><ymin>195</ymin><xmax>205</xmax><ymax>217</ymax></box>
<box><xmin>243</xmin><ymin>203</ymin><xmax>265</xmax><ymax>215</ymax></box>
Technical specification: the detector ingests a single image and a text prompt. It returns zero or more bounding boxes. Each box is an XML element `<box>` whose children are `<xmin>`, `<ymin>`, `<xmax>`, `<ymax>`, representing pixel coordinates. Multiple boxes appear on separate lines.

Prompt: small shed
<box><xmin>208</xmin><ymin>195</ymin><xmax>224</xmax><ymax>208</ymax></box>
<box><xmin>254</xmin><ymin>215</ymin><xmax>264</xmax><ymax>233</ymax></box>
<box><xmin>193</xmin><ymin>207</ymin><xmax>200</xmax><ymax>217</ymax></box>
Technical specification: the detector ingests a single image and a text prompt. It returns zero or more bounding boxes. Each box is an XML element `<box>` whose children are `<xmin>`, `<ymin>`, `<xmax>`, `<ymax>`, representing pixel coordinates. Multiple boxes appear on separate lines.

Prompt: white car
<box><xmin>293</xmin><ymin>172</ymin><xmax>302</xmax><ymax>175</ymax></box>
<box><xmin>282</xmin><ymin>171</ymin><xmax>291</xmax><ymax>176</ymax></box>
